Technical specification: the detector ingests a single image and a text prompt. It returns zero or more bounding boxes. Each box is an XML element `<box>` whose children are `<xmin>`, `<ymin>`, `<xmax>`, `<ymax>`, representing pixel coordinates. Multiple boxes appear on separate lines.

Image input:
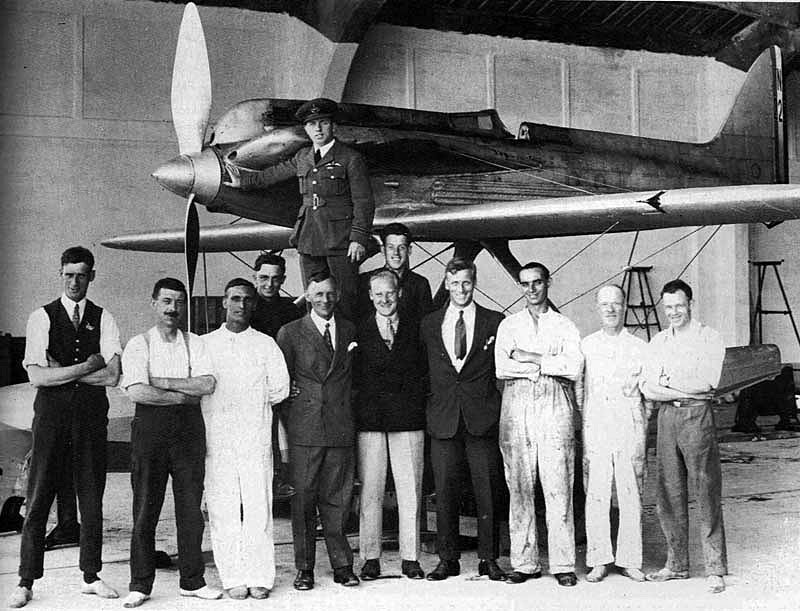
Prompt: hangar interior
<box><xmin>0</xmin><ymin>0</ymin><xmax>799</xmax><ymax>364</ymax></box>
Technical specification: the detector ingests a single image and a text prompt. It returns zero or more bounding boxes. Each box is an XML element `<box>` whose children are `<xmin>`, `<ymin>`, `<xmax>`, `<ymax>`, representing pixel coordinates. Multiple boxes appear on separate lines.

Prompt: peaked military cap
<box><xmin>295</xmin><ymin>97</ymin><xmax>338</xmax><ymax>123</ymax></box>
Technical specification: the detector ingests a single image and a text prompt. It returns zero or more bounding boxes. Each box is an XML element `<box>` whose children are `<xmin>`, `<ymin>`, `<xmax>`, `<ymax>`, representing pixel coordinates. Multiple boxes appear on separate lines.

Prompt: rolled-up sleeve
<box><xmin>100</xmin><ymin>311</ymin><xmax>122</xmax><ymax>362</ymax></box>
<box><xmin>22</xmin><ymin>308</ymin><xmax>49</xmax><ymax>370</ymax></box>
<box><xmin>121</xmin><ymin>335</ymin><xmax>149</xmax><ymax>390</ymax></box>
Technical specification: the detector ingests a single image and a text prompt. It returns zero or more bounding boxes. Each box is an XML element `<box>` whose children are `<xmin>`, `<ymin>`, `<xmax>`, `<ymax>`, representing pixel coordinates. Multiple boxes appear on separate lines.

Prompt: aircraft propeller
<box><xmin>170</xmin><ymin>2</ymin><xmax>211</xmax><ymax>332</ymax></box>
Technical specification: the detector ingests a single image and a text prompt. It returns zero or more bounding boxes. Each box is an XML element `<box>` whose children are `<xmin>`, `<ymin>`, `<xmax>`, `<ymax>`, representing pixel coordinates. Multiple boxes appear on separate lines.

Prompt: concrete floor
<box><xmin>1</xmin><ymin>429</ymin><xmax>798</xmax><ymax>610</ymax></box>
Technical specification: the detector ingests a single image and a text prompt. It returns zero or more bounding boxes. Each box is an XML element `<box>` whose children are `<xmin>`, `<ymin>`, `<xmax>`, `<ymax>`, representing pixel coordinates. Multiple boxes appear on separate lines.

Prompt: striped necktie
<box><xmin>323</xmin><ymin>322</ymin><xmax>333</xmax><ymax>353</ymax></box>
<box><xmin>72</xmin><ymin>304</ymin><xmax>81</xmax><ymax>330</ymax></box>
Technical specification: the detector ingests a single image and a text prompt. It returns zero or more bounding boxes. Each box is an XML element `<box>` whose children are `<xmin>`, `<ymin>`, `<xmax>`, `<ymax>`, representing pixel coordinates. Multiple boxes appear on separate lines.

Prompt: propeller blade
<box><xmin>184</xmin><ymin>194</ymin><xmax>200</xmax><ymax>332</ymax></box>
<box><xmin>171</xmin><ymin>3</ymin><xmax>211</xmax><ymax>155</ymax></box>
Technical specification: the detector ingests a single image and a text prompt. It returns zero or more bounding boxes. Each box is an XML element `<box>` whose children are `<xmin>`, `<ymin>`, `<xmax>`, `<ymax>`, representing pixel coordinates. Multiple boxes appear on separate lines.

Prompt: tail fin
<box><xmin>708</xmin><ymin>46</ymin><xmax>787</xmax><ymax>184</ymax></box>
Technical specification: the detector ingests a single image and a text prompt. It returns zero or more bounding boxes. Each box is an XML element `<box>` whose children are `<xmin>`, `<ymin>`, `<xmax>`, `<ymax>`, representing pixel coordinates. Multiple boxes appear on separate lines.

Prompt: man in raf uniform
<box><xmin>226</xmin><ymin>98</ymin><xmax>375</xmax><ymax>321</ymax></box>
<box><xmin>355</xmin><ymin>222</ymin><xmax>433</xmax><ymax>323</ymax></box>
<box><xmin>250</xmin><ymin>252</ymin><xmax>304</xmax><ymax>499</ymax></box>
<box><xmin>9</xmin><ymin>247</ymin><xmax>121</xmax><ymax>608</ymax></box>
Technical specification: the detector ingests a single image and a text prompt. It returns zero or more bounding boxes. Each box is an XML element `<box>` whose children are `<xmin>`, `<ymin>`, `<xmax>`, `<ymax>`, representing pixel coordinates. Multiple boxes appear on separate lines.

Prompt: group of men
<box><xmin>9</xmin><ymin>95</ymin><xmax>731</xmax><ymax>608</ymax></box>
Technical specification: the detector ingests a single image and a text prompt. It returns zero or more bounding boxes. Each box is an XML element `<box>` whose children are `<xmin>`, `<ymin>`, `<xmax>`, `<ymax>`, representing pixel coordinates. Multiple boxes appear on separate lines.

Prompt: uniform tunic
<box><xmin>495</xmin><ymin>308</ymin><xmax>582</xmax><ymax>574</ymax></box>
<box><xmin>201</xmin><ymin>325</ymin><xmax>289</xmax><ymax>589</ymax></box>
<box><xmin>580</xmin><ymin>328</ymin><xmax>647</xmax><ymax>569</ymax></box>
<box><xmin>640</xmin><ymin>319</ymin><xmax>727</xmax><ymax>576</ymax></box>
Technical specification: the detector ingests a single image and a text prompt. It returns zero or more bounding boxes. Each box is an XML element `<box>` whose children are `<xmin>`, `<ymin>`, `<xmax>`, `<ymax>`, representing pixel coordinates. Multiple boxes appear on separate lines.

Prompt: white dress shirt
<box><xmin>23</xmin><ymin>294</ymin><xmax>121</xmax><ymax>368</ymax></box>
<box><xmin>309</xmin><ymin>310</ymin><xmax>337</xmax><ymax>348</ymax></box>
<box><xmin>375</xmin><ymin>312</ymin><xmax>399</xmax><ymax>348</ymax></box>
<box><xmin>442</xmin><ymin>302</ymin><xmax>476</xmax><ymax>372</ymax></box>
<box><xmin>494</xmin><ymin>307</ymin><xmax>582</xmax><ymax>382</ymax></box>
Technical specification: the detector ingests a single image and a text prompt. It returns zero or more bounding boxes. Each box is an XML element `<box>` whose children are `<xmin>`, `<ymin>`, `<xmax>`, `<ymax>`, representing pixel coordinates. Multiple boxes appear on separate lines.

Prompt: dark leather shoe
<box><xmin>359</xmin><ymin>559</ymin><xmax>381</xmax><ymax>581</ymax></box>
<box><xmin>333</xmin><ymin>567</ymin><xmax>360</xmax><ymax>587</ymax></box>
<box><xmin>401</xmin><ymin>560</ymin><xmax>425</xmax><ymax>579</ymax></box>
<box><xmin>506</xmin><ymin>570</ymin><xmax>542</xmax><ymax>584</ymax></box>
<box><xmin>426</xmin><ymin>559</ymin><xmax>460</xmax><ymax>581</ymax></box>
<box><xmin>44</xmin><ymin>524</ymin><xmax>80</xmax><ymax>550</ymax></box>
<box><xmin>555</xmin><ymin>572</ymin><xmax>577</xmax><ymax>587</ymax></box>
<box><xmin>293</xmin><ymin>570</ymin><xmax>314</xmax><ymax>591</ymax></box>
<box><xmin>478</xmin><ymin>559</ymin><xmax>507</xmax><ymax>581</ymax></box>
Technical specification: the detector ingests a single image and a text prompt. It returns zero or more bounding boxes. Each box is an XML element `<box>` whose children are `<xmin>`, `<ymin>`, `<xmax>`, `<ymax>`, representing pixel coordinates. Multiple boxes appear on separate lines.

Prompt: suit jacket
<box><xmin>420</xmin><ymin>304</ymin><xmax>504</xmax><ymax>439</ymax></box>
<box><xmin>239</xmin><ymin>140</ymin><xmax>374</xmax><ymax>255</ymax></box>
<box><xmin>355</xmin><ymin>268</ymin><xmax>434</xmax><ymax>324</ymax></box>
<box><xmin>353</xmin><ymin>314</ymin><xmax>427</xmax><ymax>432</ymax></box>
<box><xmin>276</xmin><ymin>314</ymin><xmax>357</xmax><ymax>447</ymax></box>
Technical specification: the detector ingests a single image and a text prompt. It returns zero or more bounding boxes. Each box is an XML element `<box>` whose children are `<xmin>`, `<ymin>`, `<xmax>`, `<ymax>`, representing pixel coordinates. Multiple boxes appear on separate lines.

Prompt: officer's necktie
<box><xmin>314</xmin><ymin>149</ymin><xmax>321</xmax><ymax>165</ymax></box>
<box><xmin>323</xmin><ymin>322</ymin><xmax>333</xmax><ymax>353</ymax></box>
<box><xmin>454</xmin><ymin>310</ymin><xmax>466</xmax><ymax>360</ymax></box>
<box><xmin>386</xmin><ymin>319</ymin><xmax>395</xmax><ymax>350</ymax></box>
<box><xmin>72</xmin><ymin>304</ymin><xmax>81</xmax><ymax>331</ymax></box>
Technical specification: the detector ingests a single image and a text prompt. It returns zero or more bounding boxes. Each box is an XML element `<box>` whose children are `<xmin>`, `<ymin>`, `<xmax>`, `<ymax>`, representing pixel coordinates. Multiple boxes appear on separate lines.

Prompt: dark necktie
<box><xmin>454</xmin><ymin>310</ymin><xmax>466</xmax><ymax>360</ymax></box>
<box><xmin>314</xmin><ymin>149</ymin><xmax>321</xmax><ymax>165</ymax></box>
<box><xmin>72</xmin><ymin>304</ymin><xmax>81</xmax><ymax>330</ymax></box>
<box><xmin>323</xmin><ymin>322</ymin><xmax>333</xmax><ymax>353</ymax></box>
<box><xmin>386</xmin><ymin>319</ymin><xmax>395</xmax><ymax>349</ymax></box>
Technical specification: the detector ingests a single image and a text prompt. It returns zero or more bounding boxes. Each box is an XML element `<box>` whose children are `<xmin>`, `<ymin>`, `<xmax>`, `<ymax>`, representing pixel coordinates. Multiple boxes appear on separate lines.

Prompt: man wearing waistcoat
<box><xmin>226</xmin><ymin>98</ymin><xmax>375</xmax><ymax>321</ymax></box>
<box><xmin>419</xmin><ymin>257</ymin><xmax>507</xmax><ymax>582</ymax></box>
<box><xmin>9</xmin><ymin>247</ymin><xmax>121</xmax><ymax>608</ymax></box>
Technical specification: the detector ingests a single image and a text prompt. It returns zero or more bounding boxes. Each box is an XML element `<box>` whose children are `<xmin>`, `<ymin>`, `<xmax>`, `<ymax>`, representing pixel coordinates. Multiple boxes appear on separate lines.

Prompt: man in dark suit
<box><xmin>250</xmin><ymin>252</ymin><xmax>304</xmax><ymax>500</ymax></box>
<box><xmin>419</xmin><ymin>257</ymin><xmax>507</xmax><ymax>582</ymax></box>
<box><xmin>355</xmin><ymin>223</ymin><xmax>433</xmax><ymax>323</ymax></box>
<box><xmin>276</xmin><ymin>272</ymin><xmax>360</xmax><ymax>590</ymax></box>
<box><xmin>226</xmin><ymin>98</ymin><xmax>375</xmax><ymax>320</ymax></box>
<box><xmin>354</xmin><ymin>269</ymin><xmax>427</xmax><ymax>581</ymax></box>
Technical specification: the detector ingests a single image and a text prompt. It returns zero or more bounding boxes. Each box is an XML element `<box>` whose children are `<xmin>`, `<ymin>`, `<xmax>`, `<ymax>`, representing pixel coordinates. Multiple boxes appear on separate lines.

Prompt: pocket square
<box><xmin>347</xmin><ymin>341</ymin><xmax>358</xmax><ymax>352</ymax></box>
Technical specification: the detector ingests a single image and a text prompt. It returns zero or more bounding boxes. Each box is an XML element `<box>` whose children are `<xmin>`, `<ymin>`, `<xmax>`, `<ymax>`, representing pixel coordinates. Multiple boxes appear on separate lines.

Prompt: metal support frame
<box><xmin>750</xmin><ymin>259</ymin><xmax>800</xmax><ymax>349</ymax></box>
<box><xmin>622</xmin><ymin>265</ymin><xmax>661</xmax><ymax>340</ymax></box>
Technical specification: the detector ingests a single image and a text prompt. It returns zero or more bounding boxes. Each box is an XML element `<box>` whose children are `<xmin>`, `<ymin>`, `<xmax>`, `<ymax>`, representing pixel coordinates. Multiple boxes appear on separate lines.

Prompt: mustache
<box><xmin>165</xmin><ymin>312</ymin><xmax>179</xmax><ymax>318</ymax></box>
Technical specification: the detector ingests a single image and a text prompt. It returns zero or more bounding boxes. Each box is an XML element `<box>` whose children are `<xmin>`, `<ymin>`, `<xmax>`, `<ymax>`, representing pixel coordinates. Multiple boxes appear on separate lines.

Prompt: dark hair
<box><xmin>661</xmin><ymin>279</ymin><xmax>692</xmax><ymax>301</ymax></box>
<box><xmin>152</xmin><ymin>277</ymin><xmax>187</xmax><ymax>300</ymax></box>
<box><xmin>61</xmin><ymin>246</ymin><xmax>94</xmax><ymax>270</ymax></box>
<box><xmin>224</xmin><ymin>277</ymin><xmax>256</xmax><ymax>295</ymax></box>
<box><xmin>380</xmin><ymin>222</ymin><xmax>412</xmax><ymax>244</ymax></box>
<box><xmin>444</xmin><ymin>257</ymin><xmax>477</xmax><ymax>282</ymax></box>
<box><xmin>369</xmin><ymin>268</ymin><xmax>400</xmax><ymax>289</ymax></box>
<box><xmin>519</xmin><ymin>261</ymin><xmax>550</xmax><ymax>281</ymax></box>
<box><xmin>306</xmin><ymin>270</ymin><xmax>336</xmax><ymax>289</ymax></box>
<box><xmin>253</xmin><ymin>252</ymin><xmax>286</xmax><ymax>275</ymax></box>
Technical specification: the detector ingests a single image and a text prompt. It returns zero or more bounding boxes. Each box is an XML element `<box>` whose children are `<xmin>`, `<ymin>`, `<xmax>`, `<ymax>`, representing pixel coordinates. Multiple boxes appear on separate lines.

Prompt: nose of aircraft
<box><xmin>152</xmin><ymin>148</ymin><xmax>222</xmax><ymax>204</ymax></box>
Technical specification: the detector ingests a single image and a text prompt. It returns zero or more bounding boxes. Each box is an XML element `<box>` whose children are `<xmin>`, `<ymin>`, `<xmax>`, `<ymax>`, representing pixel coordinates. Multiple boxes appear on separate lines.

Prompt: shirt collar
<box><xmin>314</xmin><ymin>139</ymin><xmax>336</xmax><ymax>159</ymax></box>
<box><xmin>310</xmin><ymin>309</ymin><xmax>336</xmax><ymax>333</ymax></box>
<box><xmin>376</xmin><ymin>312</ymin><xmax>400</xmax><ymax>327</ymax></box>
<box><xmin>61</xmin><ymin>294</ymin><xmax>86</xmax><ymax>316</ymax></box>
<box><xmin>446</xmin><ymin>301</ymin><xmax>476</xmax><ymax>318</ymax></box>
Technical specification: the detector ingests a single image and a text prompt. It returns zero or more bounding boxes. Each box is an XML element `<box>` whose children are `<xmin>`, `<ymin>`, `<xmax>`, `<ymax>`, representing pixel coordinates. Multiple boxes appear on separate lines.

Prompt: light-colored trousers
<box><xmin>584</xmin><ymin>447</ymin><xmax>644</xmax><ymax>569</ymax></box>
<box><xmin>499</xmin><ymin>378</ymin><xmax>575</xmax><ymax>574</ymax></box>
<box><xmin>205</xmin><ymin>441</ymin><xmax>275</xmax><ymax>589</ymax></box>
<box><xmin>357</xmin><ymin>430</ymin><xmax>424</xmax><ymax>561</ymax></box>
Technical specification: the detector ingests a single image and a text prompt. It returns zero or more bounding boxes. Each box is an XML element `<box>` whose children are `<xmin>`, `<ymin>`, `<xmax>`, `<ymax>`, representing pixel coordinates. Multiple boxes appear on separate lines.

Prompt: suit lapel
<box><xmin>300</xmin><ymin>316</ymin><xmax>331</xmax><ymax>378</ymax></box>
<box><xmin>317</xmin><ymin>140</ymin><xmax>338</xmax><ymax>166</ymax></box>
<box><xmin>431</xmin><ymin>306</ymin><xmax>459</xmax><ymax>374</ymax></box>
<box><xmin>325</xmin><ymin>315</ymin><xmax>348</xmax><ymax>379</ymax></box>
<box><xmin>462</xmin><ymin>305</ymin><xmax>488</xmax><ymax>367</ymax></box>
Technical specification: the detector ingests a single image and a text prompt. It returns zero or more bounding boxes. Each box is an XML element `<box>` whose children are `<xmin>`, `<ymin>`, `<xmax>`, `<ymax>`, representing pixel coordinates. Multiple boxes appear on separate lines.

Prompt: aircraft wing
<box><xmin>103</xmin><ymin>183</ymin><xmax>800</xmax><ymax>252</ymax></box>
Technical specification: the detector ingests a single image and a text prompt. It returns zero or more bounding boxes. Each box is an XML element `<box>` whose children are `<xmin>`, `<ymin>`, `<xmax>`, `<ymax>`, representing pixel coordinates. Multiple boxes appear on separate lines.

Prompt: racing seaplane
<box><xmin>1</xmin><ymin>3</ymin><xmax>797</xmax><ymax>530</ymax></box>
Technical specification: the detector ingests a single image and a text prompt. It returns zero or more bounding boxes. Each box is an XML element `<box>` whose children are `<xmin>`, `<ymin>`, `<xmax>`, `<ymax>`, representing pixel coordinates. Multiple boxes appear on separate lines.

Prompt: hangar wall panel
<box><xmin>494</xmin><ymin>56</ymin><xmax>564</xmax><ymax>129</ymax></box>
<box><xmin>413</xmin><ymin>49</ymin><xmax>486</xmax><ymax>112</ymax></box>
<box><xmin>638</xmin><ymin>71</ymin><xmax>700</xmax><ymax>140</ymax></box>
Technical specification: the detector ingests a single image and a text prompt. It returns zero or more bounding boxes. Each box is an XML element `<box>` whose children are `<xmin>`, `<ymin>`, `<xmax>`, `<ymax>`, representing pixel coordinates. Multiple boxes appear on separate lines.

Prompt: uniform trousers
<box><xmin>19</xmin><ymin>393</ymin><xmax>107</xmax><ymax>580</ymax></box>
<box><xmin>357</xmin><ymin>430</ymin><xmax>424</xmax><ymax>561</ymax></box>
<box><xmin>430</xmin><ymin>423</ymin><xmax>504</xmax><ymax>561</ymax></box>
<box><xmin>290</xmin><ymin>444</ymin><xmax>355</xmax><ymax>571</ymax></box>
<box><xmin>129</xmin><ymin>405</ymin><xmax>206</xmax><ymax>594</ymax></box>
<box><xmin>499</xmin><ymin>378</ymin><xmax>575</xmax><ymax>574</ymax></box>
<box><xmin>655</xmin><ymin>402</ymin><xmax>727</xmax><ymax>576</ymax></box>
<box><xmin>299</xmin><ymin>254</ymin><xmax>358</xmax><ymax>322</ymax></box>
